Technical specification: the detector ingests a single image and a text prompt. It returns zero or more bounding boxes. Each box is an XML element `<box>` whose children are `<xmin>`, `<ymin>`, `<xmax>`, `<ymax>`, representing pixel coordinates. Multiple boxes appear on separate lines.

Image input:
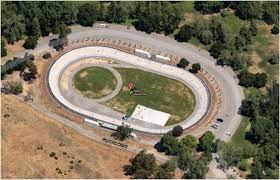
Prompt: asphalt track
<box><xmin>18</xmin><ymin>24</ymin><xmax>244</xmax><ymax>141</ymax></box>
<box><xmin>48</xmin><ymin>46</ymin><xmax>210</xmax><ymax>134</ymax></box>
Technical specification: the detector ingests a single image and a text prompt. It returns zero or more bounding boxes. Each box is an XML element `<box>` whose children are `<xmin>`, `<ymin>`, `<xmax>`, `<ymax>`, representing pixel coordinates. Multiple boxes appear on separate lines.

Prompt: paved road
<box><xmin>15</xmin><ymin>24</ymin><xmax>244</xmax><ymax>141</ymax></box>
<box><xmin>15</xmin><ymin>95</ymin><xmax>170</xmax><ymax>163</ymax></box>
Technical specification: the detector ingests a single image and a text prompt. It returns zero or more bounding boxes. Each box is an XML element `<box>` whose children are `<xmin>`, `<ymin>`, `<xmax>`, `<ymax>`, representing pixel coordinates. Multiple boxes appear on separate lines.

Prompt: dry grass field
<box><xmin>1</xmin><ymin>94</ymin><xmax>135</xmax><ymax>178</ymax></box>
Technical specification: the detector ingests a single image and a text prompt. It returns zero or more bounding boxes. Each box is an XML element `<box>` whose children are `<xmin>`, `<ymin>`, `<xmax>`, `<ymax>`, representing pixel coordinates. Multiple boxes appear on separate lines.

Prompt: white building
<box><xmin>155</xmin><ymin>55</ymin><xmax>170</xmax><ymax>62</ymax></box>
<box><xmin>135</xmin><ymin>49</ymin><xmax>151</xmax><ymax>59</ymax></box>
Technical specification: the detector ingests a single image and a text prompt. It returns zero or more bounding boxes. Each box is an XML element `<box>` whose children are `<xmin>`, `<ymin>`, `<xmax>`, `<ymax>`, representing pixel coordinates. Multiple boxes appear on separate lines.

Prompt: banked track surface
<box><xmin>47</xmin><ymin>46</ymin><xmax>210</xmax><ymax>134</ymax></box>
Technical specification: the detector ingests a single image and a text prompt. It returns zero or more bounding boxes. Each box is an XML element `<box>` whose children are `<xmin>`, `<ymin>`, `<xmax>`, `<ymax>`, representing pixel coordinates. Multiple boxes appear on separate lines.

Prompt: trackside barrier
<box><xmin>102</xmin><ymin>137</ymin><xmax>128</xmax><ymax>149</ymax></box>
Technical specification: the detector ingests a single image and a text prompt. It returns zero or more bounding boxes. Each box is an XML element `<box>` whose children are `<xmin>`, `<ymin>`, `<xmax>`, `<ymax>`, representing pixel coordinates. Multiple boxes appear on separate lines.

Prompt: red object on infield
<box><xmin>128</xmin><ymin>82</ymin><xmax>134</xmax><ymax>89</ymax></box>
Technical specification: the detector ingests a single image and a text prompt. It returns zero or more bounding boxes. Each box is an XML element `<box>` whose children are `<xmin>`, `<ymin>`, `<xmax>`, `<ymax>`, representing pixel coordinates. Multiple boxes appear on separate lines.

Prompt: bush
<box><xmin>43</xmin><ymin>52</ymin><xmax>52</xmax><ymax>59</ymax></box>
<box><xmin>112</xmin><ymin>123</ymin><xmax>133</xmax><ymax>141</ymax></box>
<box><xmin>49</xmin><ymin>152</ymin><xmax>56</xmax><ymax>158</ymax></box>
<box><xmin>1</xmin><ymin>38</ymin><xmax>7</xmax><ymax>57</ymax></box>
<box><xmin>238</xmin><ymin>159</ymin><xmax>250</xmax><ymax>171</ymax></box>
<box><xmin>189</xmin><ymin>63</ymin><xmax>201</xmax><ymax>74</ymax></box>
<box><xmin>177</xmin><ymin>58</ymin><xmax>189</xmax><ymax>68</ymax></box>
<box><xmin>221</xmin><ymin>10</ymin><xmax>230</xmax><ymax>17</ymax></box>
<box><xmin>175</xmin><ymin>25</ymin><xmax>194</xmax><ymax>42</ymax></box>
<box><xmin>267</xmin><ymin>54</ymin><xmax>279</xmax><ymax>64</ymax></box>
<box><xmin>271</xmin><ymin>24</ymin><xmax>279</xmax><ymax>34</ymax></box>
<box><xmin>2</xmin><ymin>81</ymin><xmax>23</xmax><ymax>95</ymax></box>
<box><xmin>172</xmin><ymin>125</ymin><xmax>183</xmax><ymax>137</ymax></box>
<box><xmin>23</xmin><ymin>36</ymin><xmax>38</xmax><ymax>49</ymax></box>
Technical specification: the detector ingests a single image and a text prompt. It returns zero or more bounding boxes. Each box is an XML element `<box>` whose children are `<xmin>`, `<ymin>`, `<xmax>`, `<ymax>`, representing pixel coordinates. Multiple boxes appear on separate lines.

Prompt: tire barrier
<box><xmin>102</xmin><ymin>137</ymin><xmax>128</xmax><ymax>149</ymax></box>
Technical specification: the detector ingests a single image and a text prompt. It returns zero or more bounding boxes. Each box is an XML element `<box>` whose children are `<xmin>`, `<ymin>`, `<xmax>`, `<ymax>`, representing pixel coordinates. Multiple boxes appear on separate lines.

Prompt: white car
<box><xmin>226</xmin><ymin>130</ymin><xmax>232</xmax><ymax>136</ymax></box>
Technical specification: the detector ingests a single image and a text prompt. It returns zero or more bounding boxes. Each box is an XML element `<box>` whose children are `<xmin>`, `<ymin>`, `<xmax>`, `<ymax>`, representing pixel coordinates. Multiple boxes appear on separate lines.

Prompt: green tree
<box><xmin>262</xmin><ymin>1</ymin><xmax>279</xmax><ymax>25</ymax></box>
<box><xmin>209</xmin><ymin>42</ymin><xmax>224</xmax><ymax>58</ymax></box>
<box><xmin>189</xmin><ymin>63</ymin><xmax>201</xmax><ymax>74</ymax></box>
<box><xmin>77</xmin><ymin>3</ymin><xmax>98</xmax><ymax>27</ymax></box>
<box><xmin>54</xmin><ymin>24</ymin><xmax>71</xmax><ymax>38</ymax></box>
<box><xmin>221</xmin><ymin>143</ymin><xmax>243</xmax><ymax>166</ymax></box>
<box><xmin>194</xmin><ymin>1</ymin><xmax>225</xmax><ymax>14</ymax></box>
<box><xmin>249</xmin><ymin>20</ymin><xmax>258</xmax><ymax>36</ymax></box>
<box><xmin>179</xmin><ymin>135</ymin><xmax>198</xmax><ymax>150</ymax></box>
<box><xmin>183</xmin><ymin>160</ymin><xmax>208</xmax><ymax>179</ymax></box>
<box><xmin>124</xmin><ymin>150</ymin><xmax>157</xmax><ymax>178</ymax></box>
<box><xmin>178</xmin><ymin>149</ymin><xmax>194</xmax><ymax>171</ymax></box>
<box><xmin>199</xmin><ymin>30</ymin><xmax>213</xmax><ymax>45</ymax></box>
<box><xmin>198</xmin><ymin>131</ymin><xmax>215</xmax><ymax>152</ymax></box>
<box><xmin>175</xmin><ymin>24</ymin><xmax>194</xmax><ymax>42</ymax></box>
<box><xmin>237</xmin><ymin>70</ymin><xmax>255</xmax><ymax>87</ymax></box>
<box><xmin>177</xmin><ymin>58</ymin><xmax>190</xmax><ymax>68</ymax></box>
<box><xmin>27</xmin><ymin>17</ymin><xmax>41</xmax><ymax>38</ymax></box>
<box><xmin>1</xmin><ymin>38</ymin><xmax>7</xmax><ymax>57</ymax></box>
<box><xmin>271</xmin><ymin>24</ymin><xmax>279</xmax><ymax>35</ymax></box>
<box><xmin>160</xmin><ymin>132</ymin><xmax>179</xmax><ymax>155</ymax></box>
<box><xmin>1</xmin><ymin>13</ymin><xmax>25</xmax><ymax>44</ymax></box>
<box><xmin>23</xmin><ymin>36</ymin><xmax>38</xmax><ymax>49</ymax></box>
<box><xmin>238</xmin><ymin>159</ymin><xmax>250</xmax><ymax>171</ymax></box>
<box><xmin>267</xmin><ymin>54</ymin><xmax>279</xmax><ymax>64</ymax></box>
<box><xmin>112</xmin><ymin>123</ymin><xmax>133</xmax><ymax>141</ymax></box>
<box><xmin>155</xmin><ymin>167</ymin><xmax>173</xmax><ymax>179</ymax></box>
<box><xmin>172</xmin><ymin>125</ymin><xmax>183</xmax><ymax>137</ymax></box>
<box><xmin>253</xmin><ymin>73</ymin><xmax>267</xmax><ymax>88</ymax></box>
<box><xmin>106</xmin><ymin>1</ymin><xmax>127</xmax><ymax>23</ymax></box>
<box><xmin>234</xmin><ymin>1</ymin><xmax>262</xmax><ymax>20</ymax></box>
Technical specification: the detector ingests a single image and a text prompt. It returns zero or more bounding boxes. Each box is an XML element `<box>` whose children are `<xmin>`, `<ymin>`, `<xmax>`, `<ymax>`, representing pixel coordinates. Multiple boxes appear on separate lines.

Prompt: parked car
<box><xmin>226</xmin><ymin>129</ymin><xmax>232</xmax><ymax>136</ymax></box>
<box><xmin>217</xmin><ymin>118</ymin><xmax>224</xmax><ymax>123</ymax></box>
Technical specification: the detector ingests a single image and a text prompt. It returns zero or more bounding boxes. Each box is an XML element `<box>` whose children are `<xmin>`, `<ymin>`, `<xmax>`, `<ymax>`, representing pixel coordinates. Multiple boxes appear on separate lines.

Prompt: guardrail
<box><xmin>102</xmin><ymin>137</ymin><xmax>128</xmax><ymax>149</ymax></box>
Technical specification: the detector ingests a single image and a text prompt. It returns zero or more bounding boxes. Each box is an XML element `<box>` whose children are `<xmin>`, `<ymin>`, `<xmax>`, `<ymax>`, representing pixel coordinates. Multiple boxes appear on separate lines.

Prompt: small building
<box><xmin>155</xmin><ymin>55</ymin><xmax>170</xmax><ymax>62</ymax></box>
<box><xmin>135</xmin><ymin>49</ymin><xmax>151</xmax><ymax>59</ymax></box>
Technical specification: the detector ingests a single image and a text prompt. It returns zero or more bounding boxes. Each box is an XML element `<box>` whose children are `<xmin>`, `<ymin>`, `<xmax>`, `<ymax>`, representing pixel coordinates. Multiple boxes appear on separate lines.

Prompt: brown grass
<box><xmin>1</xmin><ymin>94</ymin><xmax>135</xmax><ymax>178</ymax></box>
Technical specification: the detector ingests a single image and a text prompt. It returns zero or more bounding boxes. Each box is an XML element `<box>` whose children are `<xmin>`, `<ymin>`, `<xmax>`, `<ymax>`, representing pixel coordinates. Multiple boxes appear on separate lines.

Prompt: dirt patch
<box><xmin>1</xmin><ymin>94</ymin><xmax>135</xmax><ymax>178</ymax></box>
<box><xmin>79</xmin><ymin>71</ymin><xmax>88</xmax><ymax>78</ymax></box>
<box><xmin>248</xmin><ymin>51</ymin><xmax>264</xmax><ymax>74</ymax></box>
<box><xmin>1</xmin><ymin>40</ymin><xmax>26</xmax><ymax>65</ymax></box>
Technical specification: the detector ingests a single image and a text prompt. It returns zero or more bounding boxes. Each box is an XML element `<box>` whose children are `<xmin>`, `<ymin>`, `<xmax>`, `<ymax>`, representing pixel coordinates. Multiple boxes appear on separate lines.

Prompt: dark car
<box><xmin>217</xmin><ymin>118</ymin><xmax>224</xmax><ymax>123</ymax></box>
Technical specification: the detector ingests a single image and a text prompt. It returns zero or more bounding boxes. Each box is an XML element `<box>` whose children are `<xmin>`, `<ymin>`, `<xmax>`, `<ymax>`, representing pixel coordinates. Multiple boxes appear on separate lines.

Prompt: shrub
<box><xmin>189</xmin><ymin>63</ymin><xmax>201</xmax><ymax>74</ymax></box>
<box><xmin>267</xmin><ymin>54</ymin><xmax>279</xmax><ymax>64</ymax></box>
<box><xmin>43</xmin><ymin>52</ymin><xmax>51</xmax><ymax>59</ymax></box>
<box><xmin>49</xmin><ymin>152</ymin><xmax>56</xmax><ymax>157</ymax></box>
<box><xmin>172</xmin><ymin>125</ymin><xmax>183</xmax><ymax>137</ymax></box>
<box><xmin>2</xmin><ymin>81</ymin><xmax>23</xmax><ymax>95</ymax></box>
<box><xmin>238</xmin><ymin>159</ymin><xmax>250</xmax><ymax>171</ymax></box>
<box><xmin>23</xmin><ymin>36</ymin><xmax>38</xmax><ymax>49</ymax></box>
<box><xmin>177</xmin><ymin>58</ymin><xmax>189</xmax><ymax>68</ymax></box>
<box><xmin>271</xmin><ymin>24</ymin><xmax>279</xmax><ymax>34</ymax></box>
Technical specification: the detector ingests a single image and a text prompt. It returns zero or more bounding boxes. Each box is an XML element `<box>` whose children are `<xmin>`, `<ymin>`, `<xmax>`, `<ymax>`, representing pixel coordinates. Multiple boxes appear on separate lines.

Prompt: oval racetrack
<box><xmin>48</xmin><ymin>46</ymin><xmax>210</xmax><ymax>134</ymax></box>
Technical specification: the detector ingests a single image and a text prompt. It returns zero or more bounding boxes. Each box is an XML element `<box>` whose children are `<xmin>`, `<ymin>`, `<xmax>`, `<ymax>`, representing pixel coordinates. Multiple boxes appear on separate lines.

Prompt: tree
<box><xmin>239</xmin><ymin>25</ymin><xmax>252</xmax><ymax>44</ymax></box>
<box><xmin>1</xmin><ymin>38</ymin><xmax>7</xmax><ymax>57</ymax></box>
<box><xmin>253</xmin><ymin>73</ymin><xmax>267</xmax><ymax>88</ymax></box>
<box><xmin>172</xmin><ymin>125</ymin><xmax>183</xmax><ymax>137</ymax></box>
<box><xmin>221</xmin><ymin>143</ymin><xmax>243</xmax><ymax>166</ymax></box>
<box><xmin>234</xmin><ymin>36</ymin><xmax>247</xmax><ymax>50</ymax></box>
<box><xmin>183</xmin><ymin>160</ymin><xmax>208</xmax><ymax>179</ymax></box>
<box><xmin>177</xmin><ymin>58</ymin><xmax>189</xmax><ymax>68</ymax></box>
<box><xmin>238</xmin><ymin>159</ymin><xmax>250</xmax><ymax>171</ymax></box>
<box><xmin>234</xmin><ymin>1</ymin><xmax>262</xmax><ymax>20</ymax></box>
<box><xmin>77</xmin><ymin>3</ymin><xmax>98</xmax><ymax>27</ymax></box>
<box><xmin>160</xmin><ymin>132</ymin><xmax>179</xmax><ymax>155</ymax></box>
<box><xmin>189</xmin><ymin>63</ymin><xmax>201</xmax><ymax>74</ymax></box>
<box><xmin>112</xmin><ymin>123</ymin><xmax>133</xmax><ymax>141</ymax></box>
<box><xmin>106</xmin><ymin>1</ymin><xmax>128</xmax><ymax>23</ymax></box>
<box><xmin>28</xmin><ymin>17</ymin><xmax>41</xmax><ymax>38</ymax></box>
<box><xmin>210</xmin><ymin>18</ymin><xmax>225</xmax><ymax>43</ymax></box>
<box><xmin>267</xmin><ymin>54</ymin><xmax>279</xmax><ymax>64</ymax></box>
<box><xmin>194</xmin><ymin>1</ymin><xmax>225</xmax><ymax>14</ymax></box>
<box><xmin>198</xmin><ymin>131</ymin><xmax>215</xmax><ymax>152</ymax></box>
<box><xmin>237</xmin><ymin>70</ymin><xmax>255</xmax><ymax>87</ymax></box>
<box><xmin>175</xmin><ymin>24</ymin><xmax>194</xmax><ymax>42</ymax></box>
<box><xmin>249</xmin><ymin>20</ymin><xmax>258</xmax><ymax>36</ymax></box>
<box><xmin>209</xmin><ymin>42</ymin><xmax>224</xmax><ymax>58</ymax></box>
<box><xmin>2</xmin><ymin>81</ymin><xmax>23</xmax><ymax>95</ymax></box>
<box><xmin>134</xmin><ymin>2</ymin><xmax>184</xmax><ymax>35</ymax></box>
<box><xmin>124</xmin><ymin>150</ymin><xmax>157</xmax><ymax>178</ymax></box>
<box><xmin>155</xmin><ymin>167</ymin><xmax>173</xmax><ymax>179</ymax></box>
<box><xmin>199</xmin><ymin>30</ymin><xmax>213</xmax><ymax>45</ymax></box>
<box><xmin>98</xmin><ymin>2</ymin><xmax>107</xmax><ymax>21</ymax></box>
<box><xmin>240</xmin><ymin>99</ymin><xmax>257</xmax><ymax>117</ymax></box>
<box><xmin>23</xmin><ymin>36</ymin><xmax>38</xmax><ymax>49</ymax></box>
<box><xmin>262</xmin><ymin>2</ymin><xmax>279</xmax><ymax>25</ymax></box>
<box><xmin>179</xmin><ymin>135</ymin><xmax>198</xmax><ymax>150</ymax></box>
<box><xmin>54</xmin><ymin>24</ymin><xmax>71</xmax><ymax>38</ymax></box>
<box><xmin>1</xmin><ymin>12</ymin><xmax>25</xmax><ymax>44</ymax></box>
<box><xmin>178</xmin><ymin>149</ymin><xmax>194</xmax><ymax>171</ymax></box>
<box><xmin>271</xmin><ymin>24</ymin><xmax>279</xmax><ymax>35</ymax></box>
